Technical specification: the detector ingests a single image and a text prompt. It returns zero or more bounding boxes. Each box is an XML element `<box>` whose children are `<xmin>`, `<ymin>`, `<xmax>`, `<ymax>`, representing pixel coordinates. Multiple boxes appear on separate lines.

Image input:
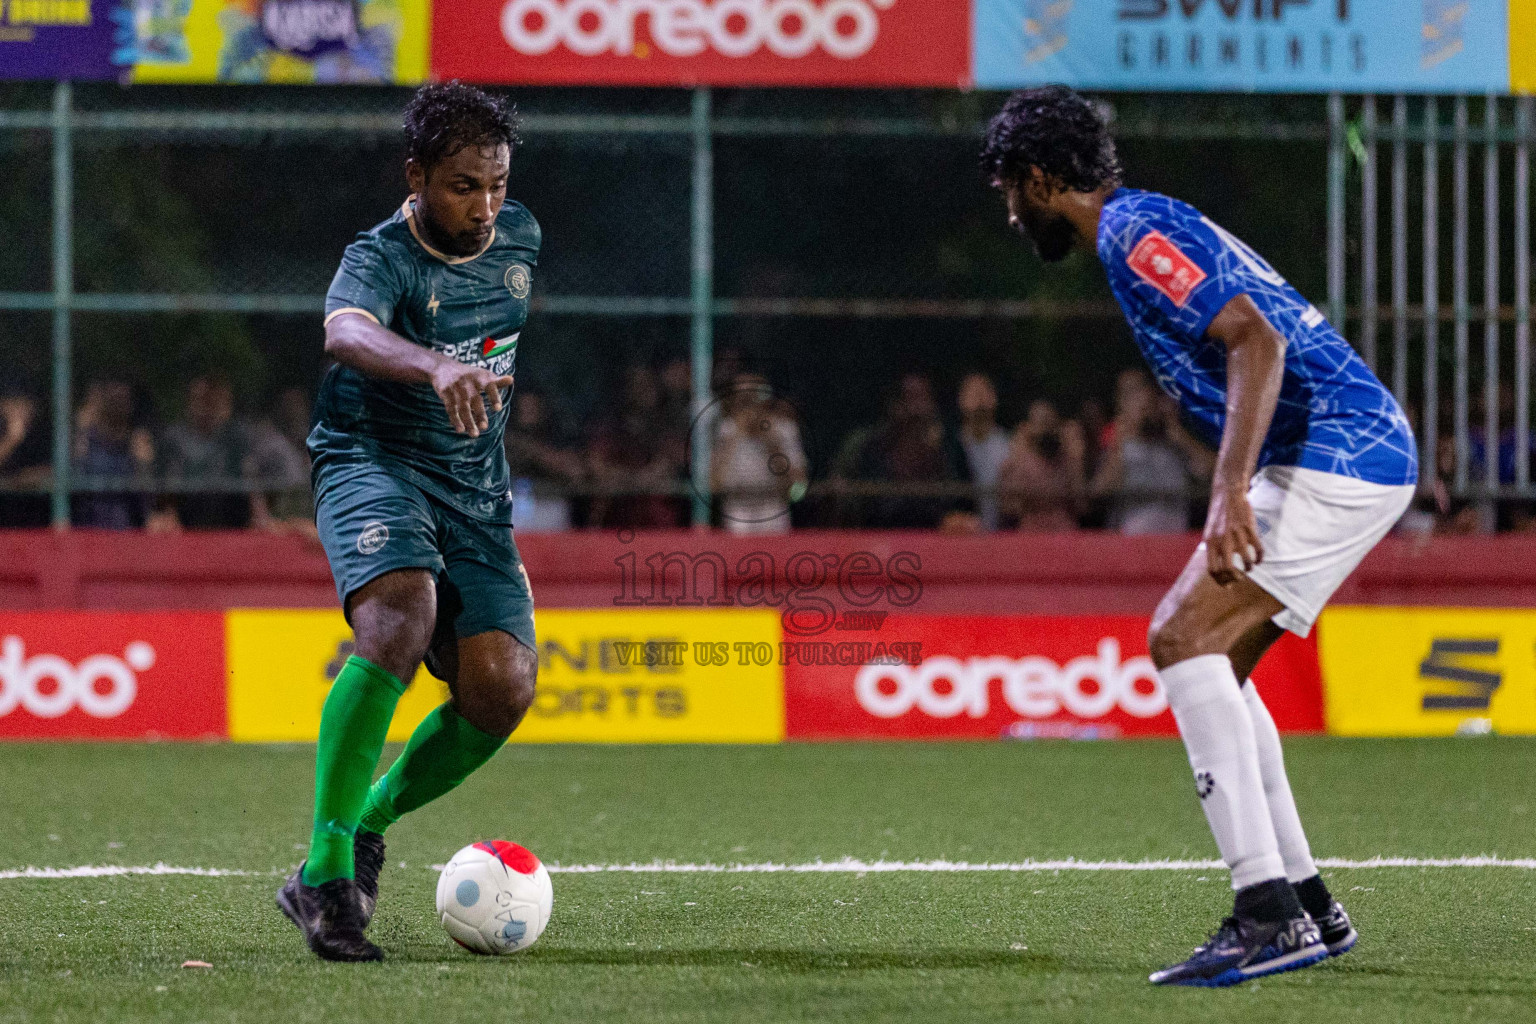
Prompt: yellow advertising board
<box><xmin>129</xmin><ymin>0</ymin><xmax>428</xmax><ymax>84</ymax></box>
<box><xmin>226</xmin><ymin>608</ymin><xmax>785</xmax><ymax>743</ymax></box>
<box><xmin>1318</xmin><ymin>607</ymin><xmax>1536</xmax><ymax>737</ymax></box>
<box><xmin>1514</xmin><ymin>1</ymin><xmax>1536</xmax><ymax>94</ymax></box>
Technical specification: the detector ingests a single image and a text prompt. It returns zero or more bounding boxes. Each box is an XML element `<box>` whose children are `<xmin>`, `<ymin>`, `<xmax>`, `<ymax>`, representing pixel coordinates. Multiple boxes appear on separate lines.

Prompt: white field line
<box><xmin>540</xmin><ymin>856</ymin><xmax>1536</xmax><ymax>874</ymax></box>
<box><xmin>6</xmin><ymin>856</ymin><xmax>1536</xmax><ymax>881</ymax></box>
<box><xmin>0</xmin><ymin>863</ymin><xmax>264</xmax><ymax>880</ymax></box>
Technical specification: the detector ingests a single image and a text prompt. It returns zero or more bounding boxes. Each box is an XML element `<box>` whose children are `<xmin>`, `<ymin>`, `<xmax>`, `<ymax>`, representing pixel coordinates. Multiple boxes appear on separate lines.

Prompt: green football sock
<box><xmin>301</xmin><ymin>656</ymin><xmax>405</xmax><ymax>887</ymax></box>
<box><xmin>358</xmin><ymin>702</ymin><xmax>506</xmax><ymax>835</ymax></box>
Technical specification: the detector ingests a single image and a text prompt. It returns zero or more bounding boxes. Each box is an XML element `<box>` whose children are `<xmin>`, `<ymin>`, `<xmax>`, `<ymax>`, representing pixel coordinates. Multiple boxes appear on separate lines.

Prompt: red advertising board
<box><xmin>0</xmin><ymin>613</ymin><xmax>226</xmax><ymax>740</ymax></box>
<box><xmin>432</xmin><ymin>0</ymin><xmax>971</xmax><ymax>87</ymax></box>
<box><xmin>784</xmin><ymin>615</ymin><xmax>1325</xmax><ymax>740</ymax></box>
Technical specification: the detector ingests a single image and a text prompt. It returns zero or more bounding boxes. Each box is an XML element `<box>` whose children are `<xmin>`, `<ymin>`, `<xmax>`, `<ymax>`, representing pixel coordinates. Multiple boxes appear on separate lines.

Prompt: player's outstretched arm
<box><xmin>325</xmin><ymin>312</ymin><xmax>512</xmax><ymax>438</ymax></box>
<box><xmin>1203</xmin><ymin>294</ymin><xmax>1287</xmax><ymax>586</ymax></box>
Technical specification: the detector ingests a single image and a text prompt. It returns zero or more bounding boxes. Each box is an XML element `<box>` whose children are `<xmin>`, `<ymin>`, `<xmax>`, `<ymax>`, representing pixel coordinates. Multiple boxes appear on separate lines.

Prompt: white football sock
<box><xmin>1160</xmin><ymin>654</ymin><xmax>1285</xmax><ymax>891</ymax></box>
<box><xmin>1243</xmin><ymin>680</ymin><xmax>1319</xmax><ymax>884</ymax></box>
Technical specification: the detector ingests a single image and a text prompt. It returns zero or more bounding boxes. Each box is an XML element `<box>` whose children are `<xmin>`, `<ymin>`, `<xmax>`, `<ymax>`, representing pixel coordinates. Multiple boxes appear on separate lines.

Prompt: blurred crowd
<box><xmin>3</xmin><ymin>363</ymin><xmax>1533</xmax><ymax>535</ymax></box>
<box><xmin>0</xmin><ymin>377</ymin><xmax>313</xmax><ymax>534</ymax></box>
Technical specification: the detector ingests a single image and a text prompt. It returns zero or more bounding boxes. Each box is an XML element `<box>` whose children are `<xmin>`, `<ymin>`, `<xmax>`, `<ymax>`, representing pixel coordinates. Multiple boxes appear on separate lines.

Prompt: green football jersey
<box><xmin>314</xmin><ymin>196</ymin><xmax>541</xmax><ymax>523</ymax></box>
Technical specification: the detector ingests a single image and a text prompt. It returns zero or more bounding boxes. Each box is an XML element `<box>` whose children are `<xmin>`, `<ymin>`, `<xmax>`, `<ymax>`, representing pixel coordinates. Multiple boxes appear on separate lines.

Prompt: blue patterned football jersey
<box><xmin>1097</xmin><ymin>188</ymin><xmax>1417</xmax><ymax>486</ymax></box>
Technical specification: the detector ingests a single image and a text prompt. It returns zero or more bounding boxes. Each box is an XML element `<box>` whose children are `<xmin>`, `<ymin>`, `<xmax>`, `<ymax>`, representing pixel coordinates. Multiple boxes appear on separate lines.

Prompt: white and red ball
<box><xmin>435</xmin><ymin>840</ymin><xmax>553</xmax><ymax>955</ymax></box>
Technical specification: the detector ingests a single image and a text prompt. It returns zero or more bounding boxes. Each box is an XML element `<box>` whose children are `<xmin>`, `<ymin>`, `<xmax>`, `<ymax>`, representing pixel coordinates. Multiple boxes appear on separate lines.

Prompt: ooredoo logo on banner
<box><xmin>784</xmin><ymin>615</ymin><xmax>1325</xmax><ymax>740</ymax></box>
<box><xmin>433</xmin><ymin>0</ymin><xmax>971</xmax><ymax>87</ymax></box>
<box><xmin>0</xmin><ymin>613</ymin><xmax>225</xmax><ymax>740</ymax></box>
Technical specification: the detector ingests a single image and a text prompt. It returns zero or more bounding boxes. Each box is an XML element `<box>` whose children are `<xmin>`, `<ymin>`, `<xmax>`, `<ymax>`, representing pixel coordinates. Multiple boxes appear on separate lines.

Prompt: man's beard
<box><xmin>1021</xmin><ymin>208</ymin><xmax>1076</xmax><ymax>263</ymax></box>
<box><xmin>416</xmin><ymin>201</ymin><xmax>488</xmax><ymax>257</ymax></box>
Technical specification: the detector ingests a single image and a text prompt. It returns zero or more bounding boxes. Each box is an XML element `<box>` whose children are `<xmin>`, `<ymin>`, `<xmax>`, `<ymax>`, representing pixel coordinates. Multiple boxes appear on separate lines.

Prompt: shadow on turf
<box><xmin>390</xmin><ymin>946</ymin><xmax>1061</xmax><ymax>972</ymax></box>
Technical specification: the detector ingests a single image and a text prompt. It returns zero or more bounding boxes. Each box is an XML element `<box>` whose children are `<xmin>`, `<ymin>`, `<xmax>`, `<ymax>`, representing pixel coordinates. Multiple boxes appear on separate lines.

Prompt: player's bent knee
<box><xmin>1149</xmin><ymin>617</ymin><xmax>1202</xmax><ymax>670</ymax></box>
<box><xmin>353</xmin><ymin>613</ymin><xmax>434</xmax><ymax>674</ymax></box>
<box><xmin>456</xmin><ymin>641</ymin><xmax>536</xmax><ymax>738</ymax></box>
<box><xmin>348</xmin><ymin>573</ymin><xmax>437</xmax><ymax>682</ymax></box>
<box><xmin>464</xmin><ymin>676</ymin><xmax>532</xmax><ymax>739</ymax></box>
<box><xmin>502</xmin><ymin>645</ymin><xmax>538</xmax><ymax>724</ymax></box>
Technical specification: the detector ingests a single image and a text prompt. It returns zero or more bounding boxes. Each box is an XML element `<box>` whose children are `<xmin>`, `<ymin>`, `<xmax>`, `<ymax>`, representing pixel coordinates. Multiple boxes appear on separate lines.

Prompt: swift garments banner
<box><xmin>974</xmin><ymin>0</ymin><xmax>1515</xmax><ymax>94</ymax></box>
<box><xmin>784</xmin><ymin>614</ymin><xmax>1326</xmax><ymax>740</ymax></box>
<box><xmin>432</xmin><ymin>0</ymin><xmax>972</xmax><ymax>87</ymax></box>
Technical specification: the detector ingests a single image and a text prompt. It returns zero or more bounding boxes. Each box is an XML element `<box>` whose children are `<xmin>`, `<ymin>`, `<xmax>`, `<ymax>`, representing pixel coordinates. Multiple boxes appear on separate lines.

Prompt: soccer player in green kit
<box><xmin>276</xmin><ymin>82</ymin><xmax>541</xmax><ymax>962</ymax></box>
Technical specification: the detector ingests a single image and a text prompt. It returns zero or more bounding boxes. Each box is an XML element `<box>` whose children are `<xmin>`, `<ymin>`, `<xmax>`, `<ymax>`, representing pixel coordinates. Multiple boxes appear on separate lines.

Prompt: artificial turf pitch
<box><xmin>2</xmin><ymin>739</ymin><xmax>1534</xmax><ymax>1023</ymax></box>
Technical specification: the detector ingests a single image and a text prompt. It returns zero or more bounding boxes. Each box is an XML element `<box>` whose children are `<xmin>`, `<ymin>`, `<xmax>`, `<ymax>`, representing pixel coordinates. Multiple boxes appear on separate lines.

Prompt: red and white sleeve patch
<box><xmin>1126</xmin><ymin>231</ymin><xmax>1207</xmax><ymax>307</ymax></box>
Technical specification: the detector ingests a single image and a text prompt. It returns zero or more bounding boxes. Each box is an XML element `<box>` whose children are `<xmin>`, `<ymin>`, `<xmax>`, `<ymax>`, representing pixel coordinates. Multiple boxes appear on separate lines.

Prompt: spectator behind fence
<box><xmin>71</xmin><ymin>381</ymin><xmax>154</xmax><ymax>530</ymax></box>
<box><xmin>1090</xmin><ymin>369</ymin><xmax>1213</xmax><ymax>535</ymax></box>
<box><xmin>1076</xmin><ymin>394</ymin><xmax>1108</xmax><ymax>479</ymax></box>
<box><xmin>155</xmin><ymin>375</ymin><xmax>250</xmax><ymax>530</ymax></box>
<box><xmin>1075</xmin><ymin>394</ymin><xmax>1110</xmax><ymax>529</ymax></box>
<box><xmin>505</xmin><ymin>387</ymin><xmax>584</xmax><ymax>531</ymax></box>
<box><xmin>711</xmin><ymin>372</ymin><xmax>807</xmax><ymax>535</ymax></box>
<box><xmin>956</xmin><ymin>371</ymin><xmax>1011</xmax><ymax>532</ymax></box>
<box><xmin>658</xmin><ymin>356</ymin><xmax>694</xmax><ymax>438</ymax></box>
<box><xmin>586</xmin><ymin>364</ymin><xmax>687</xmax><ymax>529</ymax></box>
<box><xmin>997</xmin><ymin>399</ymin><xmax>1086</xmax><ymax>532</ymax></box>
<box><xmin>245</xmin><ymin>385</ymin><xmax>314</xmax><ymax>534</ymax></box>
<box><xmin>1468</xmin><ymin>382</ymin><xmax>1536</xmax><ymax>532</ymax></box>
<box><xmin>835</xmin><ymin>373</ymin><xmax>975</xmax><ymax>531</ymax></box>
<box><xmin>1429</xmin><ymin>433</ymin><xmax>1490</xmax><ymax>534</ymax></box>
<box><xmin>0</xmin><ymin>388</ymin><xmax>52</xmax><ymax>527</ymax></box>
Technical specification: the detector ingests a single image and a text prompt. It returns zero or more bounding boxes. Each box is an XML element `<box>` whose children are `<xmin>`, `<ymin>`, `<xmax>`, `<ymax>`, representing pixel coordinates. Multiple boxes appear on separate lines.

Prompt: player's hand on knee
<box><xmin>1204</xmin><ymin>485</ymin><xmax>1263</xmax><ymax>586</ymax></box>
<box><xmin>431</xmin><ymin>360</ymin><xmax>515</xmax><ymax>438</ymax></box>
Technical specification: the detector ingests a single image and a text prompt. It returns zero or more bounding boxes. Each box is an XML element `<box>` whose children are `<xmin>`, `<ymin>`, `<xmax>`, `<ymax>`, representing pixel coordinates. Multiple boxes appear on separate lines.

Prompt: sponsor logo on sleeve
<box><xmin>1126</xmin><ymin>230</ymin><xmax>1207</xmax><ymax>307</ymax></box>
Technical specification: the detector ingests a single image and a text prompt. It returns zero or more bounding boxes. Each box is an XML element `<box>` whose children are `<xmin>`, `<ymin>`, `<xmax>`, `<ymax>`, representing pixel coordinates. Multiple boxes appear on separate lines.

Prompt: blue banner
<box><xmin>975</xmin><ymin>1</ymin><xmax>1511</xmax><ymax>93</ymax></box>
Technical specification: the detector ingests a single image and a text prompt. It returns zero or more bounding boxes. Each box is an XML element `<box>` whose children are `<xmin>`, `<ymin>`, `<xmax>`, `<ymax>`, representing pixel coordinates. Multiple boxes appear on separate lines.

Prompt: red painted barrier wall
<box><xmin>2</xmin><ymin>530</ymin><xmax>1533</xmax><ymax>613</ymax></box>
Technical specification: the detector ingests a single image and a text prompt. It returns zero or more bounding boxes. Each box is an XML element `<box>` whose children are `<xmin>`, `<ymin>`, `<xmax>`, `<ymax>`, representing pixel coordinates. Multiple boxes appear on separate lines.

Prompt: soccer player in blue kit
<box><xmin>982</xmin><ymin>87</ymin><xmax>1418</xmax><ymax>986</ymax></box>
<box><xmin>276</xmin><ymin>83</ymin><xmax>542</xmax><ymax>962</ymax></box>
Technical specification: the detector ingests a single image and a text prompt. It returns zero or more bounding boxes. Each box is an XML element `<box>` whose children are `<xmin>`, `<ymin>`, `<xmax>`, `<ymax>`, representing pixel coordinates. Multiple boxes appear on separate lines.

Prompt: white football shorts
<box><xmin>1198</xmin><ymin>464</ymin><xmax>1415</xmax><ymax>637</ymax></box>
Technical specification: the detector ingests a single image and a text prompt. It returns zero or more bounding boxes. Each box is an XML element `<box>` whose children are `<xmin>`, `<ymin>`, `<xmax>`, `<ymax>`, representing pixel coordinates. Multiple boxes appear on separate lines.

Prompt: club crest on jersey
<box><xmin>504</xmin><ymin>263</ymin><xmax>532</xmax><ymax>299</ymax></box>
<box><xmin>482</xmin><ymin>332</ymin><xmax>520</xmax><ymax>359</ymax></box>
<box><xmin>1127</xmin><ymin>231</ymin><xmax>1206</xmax><ymax>307</ymax></box>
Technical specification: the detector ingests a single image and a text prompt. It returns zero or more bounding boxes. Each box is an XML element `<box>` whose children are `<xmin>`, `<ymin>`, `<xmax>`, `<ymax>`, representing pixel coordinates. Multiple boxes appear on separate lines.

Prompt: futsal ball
<box><xmin>436</xmin><ymin>840</ymin><xmax>554</xmax><ymax>955</ymax></box>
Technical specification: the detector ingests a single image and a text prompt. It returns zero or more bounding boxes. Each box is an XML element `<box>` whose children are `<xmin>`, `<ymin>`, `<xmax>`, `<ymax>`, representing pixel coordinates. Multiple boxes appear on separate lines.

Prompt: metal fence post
<box><xmin>1327</xmin><ymin>92</ymin><xmax>1346</xmax><ymax>333</ymax></box>
<box><xmin>1361</xmin><ymin>95</ymin><xmax>1377</xmax><ymax>370</ymax></box>
<box><xmin>690</xmin><ymin>87</ymin><xmax>714</xmax><ymax>528</ymax></box>
<box><xmin>1423</xmin><ymin>96</ymin><xmax>1440</xmax><ymax>478</ymax></box>
<box><xmin>1453</xmin><ymin>95</ymin><xmax>1469</xmax><ymax>493</ymax></box>
<box><xmin>1483</xmin><ymin>95</ymin><xmax>1500</xmax><ymax>495</ymax></box>
<box><xmin>1391</xmin><ymin>95</ymin><xmax>1408</xmax><ymax>405</ymax></box>
<box><xmin>1517</xmin><ymin>96</ymin><xmax>1532</xmax><ymax>492</ymax></box>
<box><xmin>50</xmin><ymin>80</ymin><xmax>73</xmax><ymax>529</ymax></box>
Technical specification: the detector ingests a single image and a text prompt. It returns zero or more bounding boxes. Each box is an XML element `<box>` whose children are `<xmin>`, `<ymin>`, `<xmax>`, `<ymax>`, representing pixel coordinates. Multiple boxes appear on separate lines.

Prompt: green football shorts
<box><xmin>314</xmin><ymin>461</ymin><xmax>536</xmax><ymax>669</ymax></box>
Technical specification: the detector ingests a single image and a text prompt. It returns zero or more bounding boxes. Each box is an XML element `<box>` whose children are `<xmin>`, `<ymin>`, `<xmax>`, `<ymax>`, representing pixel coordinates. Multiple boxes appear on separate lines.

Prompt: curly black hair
<box><xmin>403</xmin><ymin>81</ymin><xmax>521</xmax><ymax>175</ymax></box>
<box><xmin>980</xmin><ymin>86</ymin><xmax>1122</xmax><ymax>192</ymax></box>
